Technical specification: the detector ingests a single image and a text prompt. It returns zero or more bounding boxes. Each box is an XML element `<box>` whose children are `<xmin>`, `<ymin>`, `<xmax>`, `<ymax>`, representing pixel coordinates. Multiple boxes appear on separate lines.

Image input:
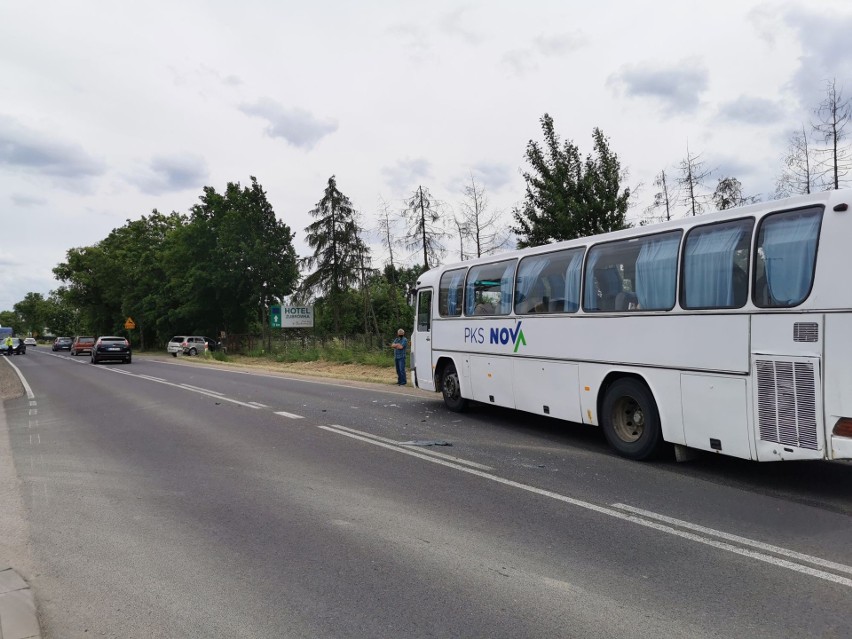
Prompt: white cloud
<box><xmin>382</xmin><ymin>158</ymin><xmax>433</xmax><ymax>194</ymax></box>
<box><xmin>240</xmin><ymin>98</ymin><xmax>338</xmax><ymax>150</ymax></box>
<box><xmin>127</xmin><ymin>154</ymin><xmax>209</xmax><ymax>196</ymax></box>
<box><xmin>783</xmin><ymin>8</ymin><xmax>852</xmax><ymax>108</ymax></box>
<box><xmin>0</xmin><ymin>114</ymin><xmax>105</xmax><ymax>180</ymax></box>
<box><xmin>608</xmin><ymin>59</ymin><xmax>710</xmax><ymax>115</ymax></box>
<box><xmin>717</xmin><ymin>96</ymin><xmax>785</xmax><ymax>125</ymax></box>
<box><xmin>10</xmin><ymin>193</ymin><xmax>47</xmax><ymax>207</ymax></box>
<box><xmin>534</xmin><ymin>32</ymin><xmax>587</xmax><ymax>56</ymax></box>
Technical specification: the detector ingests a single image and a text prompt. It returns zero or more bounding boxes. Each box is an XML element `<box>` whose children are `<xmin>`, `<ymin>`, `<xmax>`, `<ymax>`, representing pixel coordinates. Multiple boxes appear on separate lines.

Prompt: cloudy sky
<box><xmin>2</xmin><ymin>0</ymin><xmax>852</xmax><ymax>312</ymax></box>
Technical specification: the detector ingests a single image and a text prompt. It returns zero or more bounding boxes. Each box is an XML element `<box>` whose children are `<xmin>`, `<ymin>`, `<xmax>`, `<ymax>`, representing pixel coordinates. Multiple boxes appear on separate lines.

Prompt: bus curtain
<box><xmin>635</xmin><ymin>234</ymin><xmax>680</xmax><ymax>310</ymax></box>
<box><xmin>683</xmin><ymin>224</ymin><xmax>746</xmax><ymax>308</ymax></box>
<box><xmin>763</xmin><ymin>212</ymin><xmax>820</xmax><ymax>305</ymax></box>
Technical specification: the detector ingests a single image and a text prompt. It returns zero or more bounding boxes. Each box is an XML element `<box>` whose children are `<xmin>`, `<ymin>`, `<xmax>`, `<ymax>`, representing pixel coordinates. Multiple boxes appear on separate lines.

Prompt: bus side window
<box><xmin>753</xmin><ymin>206</ymin><xmax>822</xmax><ymax>308</ymax></box>
<box><xmin>417</xmin><ymin>290</ymin><xmax>432</xmax><ymax>331</ymax></box>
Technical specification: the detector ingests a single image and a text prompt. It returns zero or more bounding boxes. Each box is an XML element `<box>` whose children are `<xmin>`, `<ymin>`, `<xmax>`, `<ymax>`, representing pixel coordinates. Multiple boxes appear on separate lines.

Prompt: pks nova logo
<box><xmin>464</xmin><ymin>321</ymin><xmax>527</xmax><ymax>352</ymax></box>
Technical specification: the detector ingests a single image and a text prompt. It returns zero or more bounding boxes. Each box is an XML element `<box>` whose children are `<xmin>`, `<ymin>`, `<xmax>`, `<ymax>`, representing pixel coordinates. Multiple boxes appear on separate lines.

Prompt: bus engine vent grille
<box><xmin>793</xmin><ymin>322</ymin><xmax>818</xmax><ymax>342</ymax></box>
<box><xmin>756</xmin><ymin>359</ymin><xmax>818</xmax><ymax>450</ymax></box>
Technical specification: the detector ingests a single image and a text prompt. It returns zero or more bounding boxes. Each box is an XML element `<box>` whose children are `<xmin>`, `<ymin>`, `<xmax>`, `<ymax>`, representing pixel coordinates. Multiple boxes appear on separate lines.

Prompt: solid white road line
<box><xmin>318</xmin><ymin>424</ymin><xmax>852</xmax><ymax>589</ymax></box>
<box><xmin>611</xmin><ymin>503</ymin><xmax>852</xmax><ymax>576</ymax></box>
<box><xmin>328</xmin><ymin>423</ymin><xmax>494</xmax><ymax>471</ymax></box>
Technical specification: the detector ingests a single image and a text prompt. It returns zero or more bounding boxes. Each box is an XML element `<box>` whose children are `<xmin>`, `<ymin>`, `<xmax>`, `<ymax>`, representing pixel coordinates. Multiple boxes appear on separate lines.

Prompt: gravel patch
<box><xmin>0</xmin><ymin>359</ymin><xmax>24</xmax><ymax>401</ymax></box>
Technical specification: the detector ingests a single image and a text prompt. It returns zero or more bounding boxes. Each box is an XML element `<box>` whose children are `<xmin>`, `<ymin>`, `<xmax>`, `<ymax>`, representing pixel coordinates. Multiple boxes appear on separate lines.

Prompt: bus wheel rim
<box><xmin>444</xmin><ymin>373</ymin><xmax>460</xmax><ymax>399</ymax></box>
<box><xmin>612</xmin><ymin>396</ymin><xmax>644</xmax><ymax>443</ymax></box>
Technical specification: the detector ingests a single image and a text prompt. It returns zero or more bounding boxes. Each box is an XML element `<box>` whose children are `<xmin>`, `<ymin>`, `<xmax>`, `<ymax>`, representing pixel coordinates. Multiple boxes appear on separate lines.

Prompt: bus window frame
<box><xmin>582</xmin><ymin>229</ymin><xmax>682</xmax><ymax>313</ymax></box>
<box><xmin>680</xmin><ymin>217</ymin><xmax>755</xmax><ymax>311</ymax></box>
<box><xmin>438</xmin><ymin>267</ymin><xmax>468</xmax><ymax>318</ymax></box>
<box><xmin>752</xmin><ymin>205</ymin><xmax>823</xmax><ymax>309</ymax></box>
<box><xmin>463</xmin><ymin>259</ymin><xmax>518</xmax><ymax>317</ymax></box>
<box><xmin>514</xmin><ymin>246</ymin><xmax>585</xmax><ymax>315</ymax></box>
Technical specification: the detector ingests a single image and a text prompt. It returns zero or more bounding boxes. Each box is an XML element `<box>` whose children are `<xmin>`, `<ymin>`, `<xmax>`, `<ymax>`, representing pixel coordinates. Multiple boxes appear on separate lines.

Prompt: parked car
<box><xmin>202</xmin><ymin>337</ymin><xmax>220</xmax><ymax>352</ymax></box>
<box><xmin>53</xmin><ymin>337</ymin><xmax>73</xmax><ymax>351</ymax></box>
<box><xmin>1</xmin><ymin>338</ymin><xmax>26</xmax><ymax>355</ymax></box>
<box><xmin>71</xmin><ymin>336</ymin><xmax>95</xmax><ymax>356</ymax></box>
<box><xmin>91</xmin><ymin>336</ymin><xmax>131</xmax><ymax>364</ymax></box>
<box><xmin>23</xmin><ymin>337</ymin><xmax>37</xmax><ymax>346</ymax></box>
<box><xmin>167</xmin><ymin>335</ymin><xmax>208</xmax><ymax>357</ymax></box>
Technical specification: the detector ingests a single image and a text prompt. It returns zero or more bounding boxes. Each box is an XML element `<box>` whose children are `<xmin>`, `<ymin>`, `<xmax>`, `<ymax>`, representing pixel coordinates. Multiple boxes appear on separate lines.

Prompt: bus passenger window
<box><xmin>465</xmin><ymin>260</ymin><xmax>516</xmax><ymax>316</ymax></box>
<box><xmin>439</xmin><ymin>268</ymin><xmax>466</xmax><ymax>317</ymax></box>
<box><xmin>585</xmin><ymin>230</ymin><xmax>680</xmax><ymax>312</ymax></box>
<box><xmin>753</xmin><ymin>206</ymin><xmax>822</xmax><ymax>308</ymax></box>
<box><xmin>515</xmin><ymin>248</ymin><xmax>584</xmax><ymax>315</ymax></box>
<box><xmin>682</xmin><ymin>218</ymin><xmax>753</xmax><ymax>310</ymax></box>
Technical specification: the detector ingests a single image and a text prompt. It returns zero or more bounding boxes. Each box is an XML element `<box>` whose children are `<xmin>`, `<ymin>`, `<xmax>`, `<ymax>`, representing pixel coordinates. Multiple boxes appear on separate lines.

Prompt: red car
<box><xmin>71</xmin><ymin>336</ymin><xmax>95</xmax><ymax>356</ymax></box>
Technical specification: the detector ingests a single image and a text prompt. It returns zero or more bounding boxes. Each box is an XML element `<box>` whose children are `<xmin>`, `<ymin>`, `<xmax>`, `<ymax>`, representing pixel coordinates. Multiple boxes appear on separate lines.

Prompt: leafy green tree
<box><xmin>54</xmin><ymin>244</ymin><xmax>120</xmax><ymax>335</ymax></box>
<box><xmin>42</xmin><ymin>288</ymin><xmax>80</xmax><ymax>337</ymax></box>
<box><xmin>54</xmin><ymin>212</ymin><xmax>185</xmax><ymax>343</ymax></box>
<box><xmin>301</xmin><ymin>176</ymin><xmax>367</xmax><ymax>332</ymax></box>
<box><xmin>13</xmin><ymin>292</ymin><xmax>48</xmax><ymax>336</ymax></box>
<box><xmin>101</xmin><ymin>211</ymin><xmax>185</xmax><ymax>347</ymax></box>
<box><xmin>169</xmin><ymin>177</ymin><xmax>299</xmax><ymax>338</ymax></box>
<box><xmin>513</xmin><ymin>114</ymin><xmax>630</xmax><ymax>247</ymax></box>
<box><xmin>0</xmin><ymin>310</ymin><xmax>22</xmax><ymax>335</ymax></box>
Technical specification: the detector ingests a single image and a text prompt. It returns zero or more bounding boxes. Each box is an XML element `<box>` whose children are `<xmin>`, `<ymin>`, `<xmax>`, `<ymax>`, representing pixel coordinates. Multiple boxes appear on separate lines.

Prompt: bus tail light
<box><xmin>832</xmin><ymin>419</ymin><xmax>852</xmax><ymax>438</ymax></box>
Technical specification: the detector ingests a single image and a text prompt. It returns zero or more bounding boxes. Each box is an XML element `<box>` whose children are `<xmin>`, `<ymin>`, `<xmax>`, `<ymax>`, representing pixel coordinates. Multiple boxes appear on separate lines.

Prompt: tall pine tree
<box><xmin>302</xmin><ymin>176</ymin><xmax>368</xmax><ymax>332</ymax></box>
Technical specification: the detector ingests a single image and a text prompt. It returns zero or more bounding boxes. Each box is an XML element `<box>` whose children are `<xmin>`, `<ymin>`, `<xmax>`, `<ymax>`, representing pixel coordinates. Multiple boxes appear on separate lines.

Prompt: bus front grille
<box><xmin>756</xmin><ymin>359</ymin><xmax>819</xmax><ymax>450</ymax></box>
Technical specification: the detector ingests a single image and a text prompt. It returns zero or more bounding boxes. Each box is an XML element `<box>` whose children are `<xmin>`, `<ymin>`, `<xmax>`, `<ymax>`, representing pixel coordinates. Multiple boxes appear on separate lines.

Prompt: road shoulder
<box><xmin>0</xmin><ymin>358</ymin><xmax>40</xmax><ymax>637</ymax></box>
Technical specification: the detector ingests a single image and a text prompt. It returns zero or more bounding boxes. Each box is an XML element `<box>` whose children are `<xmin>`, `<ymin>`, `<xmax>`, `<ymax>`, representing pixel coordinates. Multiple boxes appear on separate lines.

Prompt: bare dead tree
<box><xmin>376</xmin><ymin>196</ymin><xmax>399</xmax><ymax>275</ymax></box>
<box><xmin>402</xmin><ymin>185</ymin><xmax>446</xmax><ymax>270</ymax></box>
<box><xmin>642</xmin><ymin>169</ymin><xmax>676</xmax><ymax>224</ymax></box>
<box><xmin>676</xmin><ymin>144</ymin><xmax>713</xmax><ymax>216</ymax></box>
<box><xmin>452</xmin><ymin>216</ymin><xmax>470</xmax><ymax>261</ymax></box>
<box><xmin>775</xmin><ymin>124</ymin><xmax>815</xmax><ymax>198</ymax></box>
<box><xmin>813</xmin><ymin>78</ymin><xmax>852</xmax><ymax>190</ymax></box>
<box><xmin>459</xmin><ymin>173</ymin><xmax>509</xmax><ymax>258</ymax></box>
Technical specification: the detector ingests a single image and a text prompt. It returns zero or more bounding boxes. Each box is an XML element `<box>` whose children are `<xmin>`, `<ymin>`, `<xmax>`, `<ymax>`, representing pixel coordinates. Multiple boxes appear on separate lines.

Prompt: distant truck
<box><xmin>0</xmin><ymin>326</ymin><xmax>13</xmax><ymax>340</ymax></box>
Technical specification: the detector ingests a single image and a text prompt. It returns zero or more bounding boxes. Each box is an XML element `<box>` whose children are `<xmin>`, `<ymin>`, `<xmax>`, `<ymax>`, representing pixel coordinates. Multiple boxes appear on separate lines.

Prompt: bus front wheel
<box><xmin>601</xmin><ymin>378</ymin><xmax>664</xmax><ymax>460</ymax></box>
<box><xmin>441</xmin><ymin>363</ymin><xmax>468</xmax><ymax>412</ymax></box>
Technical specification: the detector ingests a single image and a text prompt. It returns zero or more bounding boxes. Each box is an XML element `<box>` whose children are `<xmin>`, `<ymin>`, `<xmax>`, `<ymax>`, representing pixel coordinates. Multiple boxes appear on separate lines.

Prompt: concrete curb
<box><xmin>0</xmin><ymin>566</ymin><xmax>40</xmax><ymax>639</ymax></box>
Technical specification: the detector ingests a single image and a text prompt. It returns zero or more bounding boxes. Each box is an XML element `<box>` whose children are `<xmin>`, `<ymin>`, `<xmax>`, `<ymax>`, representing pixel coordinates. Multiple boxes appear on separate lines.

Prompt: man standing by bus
<box><xmin>391</xmin><ymin>328</ymin><xmax>408</xmax><ymax>386</ymax></box>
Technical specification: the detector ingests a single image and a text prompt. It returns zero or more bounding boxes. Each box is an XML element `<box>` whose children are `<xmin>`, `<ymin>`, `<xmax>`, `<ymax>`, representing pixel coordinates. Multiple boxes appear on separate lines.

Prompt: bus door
<box><xmin>414</xmin><ymin>288</ymin><xmax>434</xmax><ymax>390</ymax></box>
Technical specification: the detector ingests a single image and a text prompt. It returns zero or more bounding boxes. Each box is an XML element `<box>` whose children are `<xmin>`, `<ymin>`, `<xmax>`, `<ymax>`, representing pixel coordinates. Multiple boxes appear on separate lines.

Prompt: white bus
<box><xmin>411</xmin><ymin>189</ymin><xmax>852</xmax><ymax>462</ymax></box>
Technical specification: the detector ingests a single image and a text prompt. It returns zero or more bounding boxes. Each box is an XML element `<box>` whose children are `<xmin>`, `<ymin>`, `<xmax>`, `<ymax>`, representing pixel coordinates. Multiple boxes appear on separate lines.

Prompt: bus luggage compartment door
<box><xmin>513</xmin><ymin>359</ymin><xmax>581</xmax><ymax>422</ymax></box>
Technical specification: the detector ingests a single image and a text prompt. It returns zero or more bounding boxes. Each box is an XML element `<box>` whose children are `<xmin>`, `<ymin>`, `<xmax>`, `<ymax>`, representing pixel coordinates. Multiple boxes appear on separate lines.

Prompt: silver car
<box><xmin>167</xmin><ymin>335</ymin><xmax>207</xmax><ymax>357</ymax></box>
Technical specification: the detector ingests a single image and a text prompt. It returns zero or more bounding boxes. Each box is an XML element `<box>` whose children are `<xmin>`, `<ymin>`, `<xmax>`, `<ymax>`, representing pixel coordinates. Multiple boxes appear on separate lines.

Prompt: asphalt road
<box><xmin>1</xmin><ymin>350</ymin><xmax>850</xmax><ymax>638</ymax></box>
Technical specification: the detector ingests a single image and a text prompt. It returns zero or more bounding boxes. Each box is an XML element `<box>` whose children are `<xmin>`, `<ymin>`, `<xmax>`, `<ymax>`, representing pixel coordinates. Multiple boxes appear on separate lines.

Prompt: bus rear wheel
<box><xmin>601</xmin><ymin>378</ymin><xmax>664</xmax><ymax>460</ymax></box>
<box><xmin>441</xmin><ymin>363</ymin><xmax>468</xmax><ymax>412</ymax></box>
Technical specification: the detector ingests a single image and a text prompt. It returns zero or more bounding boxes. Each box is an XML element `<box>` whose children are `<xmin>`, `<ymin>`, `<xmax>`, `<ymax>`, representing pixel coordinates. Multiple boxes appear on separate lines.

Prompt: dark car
<box><xmin>53</xmin><ymin>336</ymin><xmax>73</xmax><ymax>351</ymax></box>
<box><xmin>71</xmin><ymin>336</ymin><xmax>95</xmax><ymax>356</ymax></box>
<box><xmin>91</xmin><ymin>336</ymin><xmax>131</xmax><ymax>364</ymax></box>
<box><xmin>202</xmin><ymin>337</ymin><xmax>220</xmax><ymax>352</ymax></box>
<box><xmin>1</xmin><ymin>338</ymin><xmax>26</xmax><ymax>356</ymax></box>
